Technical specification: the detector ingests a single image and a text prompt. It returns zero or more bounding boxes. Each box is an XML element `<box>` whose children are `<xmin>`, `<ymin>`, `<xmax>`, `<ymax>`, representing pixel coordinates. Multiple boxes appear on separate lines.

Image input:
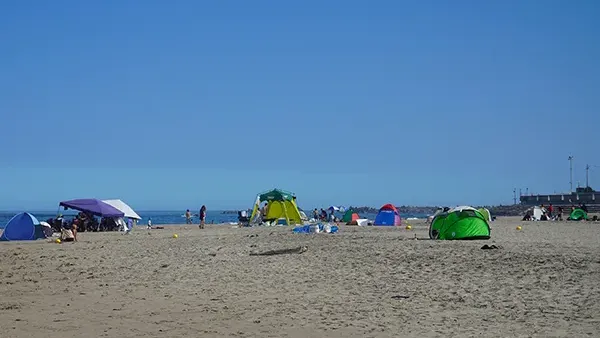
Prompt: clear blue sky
<box><xmin>1</xmin><ymin>0</ymin><xmax>599</xmax><ymax>211</ymax></box>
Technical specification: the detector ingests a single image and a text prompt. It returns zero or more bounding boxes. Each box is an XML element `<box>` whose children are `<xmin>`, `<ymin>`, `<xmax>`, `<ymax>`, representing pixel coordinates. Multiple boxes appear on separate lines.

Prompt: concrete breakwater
<box><xmin>222</xmin><ymin>204</ymin><xmax>536</xmax><ymax>217</ymax></box>
<box><xmin>349</xmin><ymin>205</ymin><xmax>530</xmax><ymax>217</ymax></box>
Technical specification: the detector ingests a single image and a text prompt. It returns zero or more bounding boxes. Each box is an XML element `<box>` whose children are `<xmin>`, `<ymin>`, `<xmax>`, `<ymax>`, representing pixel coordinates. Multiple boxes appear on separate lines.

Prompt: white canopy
<box><xmin>102</xmin><ymin>199</ymin><xmax>141</xmax><ymax>220</ymax></box>
<box><xmin>449</xmin><ymin>205</ymin><xmax>478</xmax><ymax>213</ymax></box>
<box><xmin>532</xmin><ymin>206</ymin><xmax>543</xmax><ymax>221</ymax></box>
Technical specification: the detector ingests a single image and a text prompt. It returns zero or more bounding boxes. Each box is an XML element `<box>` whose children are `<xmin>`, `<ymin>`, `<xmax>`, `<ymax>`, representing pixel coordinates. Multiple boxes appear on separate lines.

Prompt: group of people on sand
<box><xmin>522</xmin><ymin>204</ymin><xmax>559</xmax><ymax>221</ymax></box>
<box><xmin>242</xmin><ymin>203</ymin><xmax>269</xmax><ymax>224</ymax></box>
<box><xmin>185</xmin><ymin>205</ymin><xmax>207</xmax><ymax>228</ymax></box>
<box><xmin>254</xmin><ymin>206</ymin><xmax>338</xmax><ymax>224</ymax></box>
<box><xmin>312</xmin><ymin>208</ymin><xmax>338</xmax><ymax>222</ymax></box>
<box><xmin>240</xmin><ymin>202</ymin><xmax>289</xmax><ymax>225</ymax></box>
<box><xmin>48</xmin><ymin>210</ymin><xmax>145</xmax><ymax>242</ymax></box>
<box><xmin>48</xmin><ymin>211</ymin><xmax>136</xmax><ymax>243</ymax></box>
<box><xmin>46</xmin><ymin>214</ymin><xmax>80</xmax><ymax>242</ymax></box>
<box><xmin>49</xmin><ymin>212</ymin><xmax>130</xmax><ymax>233</ymax></box>
<box><xmin>522</xmin><ymin>203</ymin><xmax>589</xmax><ymax>221</ymax></box>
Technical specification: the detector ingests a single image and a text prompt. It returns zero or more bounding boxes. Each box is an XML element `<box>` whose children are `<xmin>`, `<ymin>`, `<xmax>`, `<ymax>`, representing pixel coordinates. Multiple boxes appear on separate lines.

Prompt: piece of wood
<box><xmin>250</xmin><ymin>246</ymin><xmax>308</xmax><ymax>256</ymax></box>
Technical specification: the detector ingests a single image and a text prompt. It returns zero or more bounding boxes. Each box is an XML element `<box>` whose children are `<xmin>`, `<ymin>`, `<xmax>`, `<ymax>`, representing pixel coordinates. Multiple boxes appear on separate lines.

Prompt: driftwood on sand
<box><xmin>250</xmin><ymin>246</ymin><xmax>308</xmax><ymax>256</ymax></box>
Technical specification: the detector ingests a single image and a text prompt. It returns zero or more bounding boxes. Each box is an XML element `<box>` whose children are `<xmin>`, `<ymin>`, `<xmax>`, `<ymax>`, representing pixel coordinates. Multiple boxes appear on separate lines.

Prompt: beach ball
<box><xmin>516</xmin><ymin>226</ymin><xmax>522</xmax><ymax>231</ymax></box>
<box><xmin>55</xmin><ymin>238</ymin><xmax>61</xmax><ymax>244</ymax></box>
<box><xmin>173</xmin><ymin>234</ymin><xmax>179</xmax><ymax>238</ymax></box>
<box><xmin>405</xmin><ymin>225</ymin><xmax>412</xmax><ymax>230</ymax></box>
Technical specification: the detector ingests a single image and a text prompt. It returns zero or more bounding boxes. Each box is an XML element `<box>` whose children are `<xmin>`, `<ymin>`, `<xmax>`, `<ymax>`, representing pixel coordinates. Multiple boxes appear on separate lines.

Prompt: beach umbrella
<box><xmin>102</xmin><ymin>199</ymin><xmax>141</xmax><ymax>220</ymax></box>
<box><xmin>59</xmin><ymin>199</ymin><xmax>124</xmax><ymax>218</ymax></box>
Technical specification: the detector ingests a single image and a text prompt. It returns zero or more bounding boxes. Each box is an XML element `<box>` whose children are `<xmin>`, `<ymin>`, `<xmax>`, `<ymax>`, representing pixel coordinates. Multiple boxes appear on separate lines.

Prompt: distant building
<box><xmin>520</xmin><ymin>187</ymin><xmax>599</xmax><ymax>206</ymax></box>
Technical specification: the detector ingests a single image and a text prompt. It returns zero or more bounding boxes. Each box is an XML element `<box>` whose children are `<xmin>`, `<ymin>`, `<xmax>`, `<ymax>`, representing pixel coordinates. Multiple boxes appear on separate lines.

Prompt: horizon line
<box><xmin>0</xmin><ymin>204</ymin><xmax>520</xmax><ymax>213</ymax></box>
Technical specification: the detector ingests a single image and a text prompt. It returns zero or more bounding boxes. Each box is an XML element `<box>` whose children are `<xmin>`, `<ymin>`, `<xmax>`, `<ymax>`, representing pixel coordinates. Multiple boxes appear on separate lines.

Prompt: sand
<box><xmin>1</xmin><ymin>217</ymin><xmax>599</xmax><ymax>337</ymax></box>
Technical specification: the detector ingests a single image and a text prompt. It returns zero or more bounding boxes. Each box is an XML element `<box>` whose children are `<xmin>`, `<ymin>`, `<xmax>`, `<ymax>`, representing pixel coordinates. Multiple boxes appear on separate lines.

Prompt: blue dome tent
<box><xmin>0</xmin><ymin>212</ymin><xmax>45</xmax><ymax>241</ymax></box>
<box><xmin>374</xmin><ymin>204</ymin><xmax>402</xmax><ymax>226</ymax></box>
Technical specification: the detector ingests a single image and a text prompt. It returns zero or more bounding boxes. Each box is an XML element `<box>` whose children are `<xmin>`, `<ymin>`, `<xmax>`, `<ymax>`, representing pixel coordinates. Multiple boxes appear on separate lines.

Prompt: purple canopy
<box><xmin>59</xmin><ymin>199</ymin><xmax>125</xmax><ymax>218</ymax></box>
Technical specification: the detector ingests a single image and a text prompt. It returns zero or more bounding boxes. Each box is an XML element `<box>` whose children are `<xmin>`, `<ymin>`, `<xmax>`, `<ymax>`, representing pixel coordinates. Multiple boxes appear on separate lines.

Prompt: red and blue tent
<box><xmin>374</xmin><ymin>204</ymin><xmax>401</xmax><ymax>226</ymax></box>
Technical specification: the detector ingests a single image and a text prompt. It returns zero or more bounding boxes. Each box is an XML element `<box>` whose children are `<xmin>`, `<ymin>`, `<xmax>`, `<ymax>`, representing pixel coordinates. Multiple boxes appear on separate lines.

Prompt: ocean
<box><xmin>0</xmin><ymin>210</ymin><xmax>429</xmax><ymax>228</ymax></box>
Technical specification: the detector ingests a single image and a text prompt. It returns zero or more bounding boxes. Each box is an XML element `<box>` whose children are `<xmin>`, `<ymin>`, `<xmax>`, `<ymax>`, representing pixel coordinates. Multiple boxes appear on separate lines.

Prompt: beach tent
<box><xmin>297</xmin><ymin>208</ymin><xmax>308</xmax><ymax>221</ymax></box>
<box><xmin>249</xmin><ymin>189</ymin><xmax>303</xmax><ymax>225</ymax></box>
<box><xmin>59</xmin><ymin>198</ymin><xmax>124</xmax><ymax>218</ymax></box>
<box><xmin>428</xmin><ymin>208</ymin><xmax>445</xmax><ymax>223</ymax></box>
<box><xmin>342</xmin><ymin>209</ymin><xmax>360</xmax><ymax>223</ymax></box>
<box><xmin>299</xmin><ymin>211</ymin><xmax>308</xmax><ymax>221</ymax></box>
<box><xmin>102</xmin><ymin>199</ymin><xmax>141</xmax><ymax>220</ymax></box>
<box><xmin>569</xmin><ymin>208</ymin><xmax>588</xmax><ymax>221</ymax></box>
<box><xmin>0</xmin><ymin>212</ymin><xmax>45</xmax><ymax>241</ymax></box>
<box><xmin>429</xmin><ymin>206</ymin><xmax>491</xmax><ymax>240</ymax></box>
<box><xmin>40</xmin><ymin>221</ymin><xmax>53</xmax><ymax>238</ymax></box>
<box><xmin>328</xmin><ymin>206</ymin><xmax>346</xmax><ymax>213</ymax></box>
<box><xmin>374</xmin><ymin>204</ymin><xmax>401</xmax><ymax>226</ymax></box>
<box><xmin>478</xmin><ymin>208</ymin><xmax>492</xmax><ymax>222</ymax></box>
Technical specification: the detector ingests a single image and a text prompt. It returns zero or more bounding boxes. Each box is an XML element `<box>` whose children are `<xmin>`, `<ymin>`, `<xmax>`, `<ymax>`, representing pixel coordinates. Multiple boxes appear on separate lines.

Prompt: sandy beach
<box><xmin>1</xmin><ymin>217</ymin><xmax>599</xmax><ymax>337</ymax></box>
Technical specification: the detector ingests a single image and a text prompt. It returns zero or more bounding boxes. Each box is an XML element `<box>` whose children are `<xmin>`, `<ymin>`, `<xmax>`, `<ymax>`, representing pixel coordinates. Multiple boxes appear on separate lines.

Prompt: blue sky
<box><xmin>1</xmin><ymin>0</ymin><xmax>599</xmax><ymax>211</ymax></box>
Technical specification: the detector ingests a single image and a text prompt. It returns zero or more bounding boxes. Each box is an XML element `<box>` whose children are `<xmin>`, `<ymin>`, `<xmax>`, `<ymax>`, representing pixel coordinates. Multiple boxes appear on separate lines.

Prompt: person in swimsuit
<box><xmin>199</xmin><ymin>205</ymin><xmax>206</xmax><ymax>229</ymax></box>
<box><xmin>60</xmin><ymin>223</ymin><xmax>78</xmax><ymax>242</ymax></box>
<box><xmin>185</xmin><ymin>209</ymin><xmax>192</xmax><ymax>224</ymax></box>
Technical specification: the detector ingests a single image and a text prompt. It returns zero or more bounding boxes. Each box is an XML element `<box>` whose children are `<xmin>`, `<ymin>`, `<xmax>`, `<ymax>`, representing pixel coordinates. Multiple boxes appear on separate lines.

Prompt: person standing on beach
<box><xmin>125</xmin><ymin>218</ymin><xmax>133</xmax><ymax>234</ymax></box>
<box><xmin>260</xmin><ymin>202</ymin><xmax>267</xmax><ymax>216</ymax></box>
<box><xmin>185</xmin><ymin>209</ymin><xmax>192</xmax><ymax>224</ymax></box>
<box><xmin>199</xmin><ymin>205</ymin><xmax>206</xmax><ymax>229</ymax></box>
<box><xmin>557</xmin><ymin>206</ymin><xmax>563</xmax><ymax>221</ymax></box>
<box><xmin>320</xmin><ymin>209</ymin><xmax>327</xmax><ymax>221</ymax></box>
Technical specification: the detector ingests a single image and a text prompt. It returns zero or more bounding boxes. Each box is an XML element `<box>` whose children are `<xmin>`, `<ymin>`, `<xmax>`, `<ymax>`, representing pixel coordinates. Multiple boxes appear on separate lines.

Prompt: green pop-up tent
<box><xmin>249</xmin><ymin>189</ymin><xmax>303</xmax><ymax>225</ymax></box>
<box><xmin>342</xmin><ymin>209</ymin><xmax>360</xmax><ymax>223</ymax></box>
<box><xmin>568</xmin><ymin>208</ymin><xmax>588</xmax><ymax>221</ymax></box>
<box><xmin>478</xmin><ymin>208</ymin><xmax>492</xmax><ymax>222</ymax></box>
<box><xmin>429</xmin><ymin>206</ymin><xmax>491</xmax><ymax>240</ymax></box>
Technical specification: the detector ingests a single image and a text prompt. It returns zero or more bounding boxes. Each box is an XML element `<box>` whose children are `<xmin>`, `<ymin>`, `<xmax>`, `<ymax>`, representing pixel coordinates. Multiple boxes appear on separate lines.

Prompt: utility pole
<box><xmin>519</xmin><ymin>188</ymin><xmax>522</xmax><ymax>197</ymax></box>
<box><xmin>568</xmin><ymin>155</ymin><xmax>574</xmax><ymax>193</ymax></box>
<box><xmin>586</xmin><ymin>164</ymin><xmax>593</xmax><ymax>188</ymax></box>
<box><xmin>513</xmin><ymin>188</ymin><xmax>517</xmax><ymax>205</ymax></box>
<box><xmin>587</xmin><ymin>165</ymin><xmax>599</xmax><ymax>188</ymax></box>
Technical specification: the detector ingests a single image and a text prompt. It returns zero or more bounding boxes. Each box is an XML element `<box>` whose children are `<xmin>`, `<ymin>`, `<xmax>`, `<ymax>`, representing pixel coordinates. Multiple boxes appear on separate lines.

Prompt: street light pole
<box><xmin>568</xmin><ymin>155</ymin><xmax>574</xmax><ymax>193</ymax></box>
<box><xmin>587</xmin><ymin>165</ymin><xmax>600</xmax><ymax>189</ymax></box>
<box><xmin>586</xmin><ymin>164</ymin><xmax>590</xmax><ymax>188</ymax></box>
